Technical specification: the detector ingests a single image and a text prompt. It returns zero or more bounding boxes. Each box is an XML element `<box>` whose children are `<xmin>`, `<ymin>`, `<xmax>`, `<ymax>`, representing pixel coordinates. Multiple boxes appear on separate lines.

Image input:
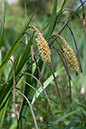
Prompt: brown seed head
<box><xmin>52</xmin><ymin>34</ymin><xmax>79</xmax><ymax>75</ymax></box>
<box><xmin>31</xmin><ymin>26</ymin><xmax>51</xmax><ymax>64</ymax></box>
<box><xmin>63</xmin><ymin>44</ymin><xmax>78</xmax><ymax>75</ymax></box>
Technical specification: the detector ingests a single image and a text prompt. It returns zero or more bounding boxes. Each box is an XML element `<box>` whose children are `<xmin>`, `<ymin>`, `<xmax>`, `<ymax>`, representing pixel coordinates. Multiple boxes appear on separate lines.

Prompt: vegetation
<box><xmin>0</xmin><ymin>0</ymin><xmax>86</xmax><ymax>129</ymax></box>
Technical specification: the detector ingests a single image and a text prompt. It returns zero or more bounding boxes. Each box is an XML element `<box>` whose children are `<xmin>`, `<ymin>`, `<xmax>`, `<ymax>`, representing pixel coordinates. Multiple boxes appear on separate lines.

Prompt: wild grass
<box><xmin>0</xmin><ymin>0</ymin><xmax>86</xmax><ymax>129</ymax></box>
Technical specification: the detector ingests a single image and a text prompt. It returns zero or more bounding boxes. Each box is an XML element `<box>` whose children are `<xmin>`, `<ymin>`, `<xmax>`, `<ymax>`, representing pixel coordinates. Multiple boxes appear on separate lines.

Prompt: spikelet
<box><xmin>31</xmin><ymin>26</ymin><xmax>51</xmax><ymax>64</ymax></box>
<box><xmin>63</xmin><ymin>44</ymin><xmax>78</xmax><ymax>75</ymax></box>
<box><xmin>53</xmin><ymin>34</ymin><xmax>79</xmax><ymax>75</ymax></box>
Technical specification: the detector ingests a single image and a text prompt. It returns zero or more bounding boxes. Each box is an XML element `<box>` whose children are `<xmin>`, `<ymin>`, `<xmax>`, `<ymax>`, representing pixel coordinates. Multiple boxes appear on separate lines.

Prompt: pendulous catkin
<box><xmin>63</xmin><ymin>44</ymin><xmax>79</xmax><ymax>75</ymax></box>
<box><xmin>30</xmin><ymin>26</ymin><xmax>51</xmax><ymax>64</ymax></box>
<box><xmin>53</xmin><ymin>34</ymin><xmax>79</xmax><ymax>75</ymax></box>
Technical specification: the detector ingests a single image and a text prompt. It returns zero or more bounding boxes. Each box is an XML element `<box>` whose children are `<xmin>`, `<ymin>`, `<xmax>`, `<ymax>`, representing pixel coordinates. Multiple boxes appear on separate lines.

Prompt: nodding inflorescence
<box><xmin>52</xmin><ymin>34</ymin><xmax>79</xmax><ymax>75</ymax></box>
<box><xmin>30</xmin><ymin>26</ymin><xmax>51</xmax><ymax>64</ymax></box>
<box><xmin>63</xmin><ymin>44</ymin><xmax>79</xmax><ymax>75</ymax></box>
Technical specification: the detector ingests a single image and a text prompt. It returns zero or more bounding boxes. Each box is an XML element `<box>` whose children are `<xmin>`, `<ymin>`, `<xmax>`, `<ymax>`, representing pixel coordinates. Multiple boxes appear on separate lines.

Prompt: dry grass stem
<box><xmin>16</xmin><ymin>90</ymin><xmax>38</xmax><ymax>129</ymax></box>
<box><xmin>22</xmin><ymin>72</ymin><xmax>55</xmax><ymax>118</ymax></box>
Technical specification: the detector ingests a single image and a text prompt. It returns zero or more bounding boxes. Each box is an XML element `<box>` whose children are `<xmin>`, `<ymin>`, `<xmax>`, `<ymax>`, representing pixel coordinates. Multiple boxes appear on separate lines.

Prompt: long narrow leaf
<box><xmin>0</xmin><ymin>0</ymin><xmax>5</xmax><ymax>48</ymax></box>
<box><xmin>45</xmin><ymin>0</ymin><xmax>57</xmax><ymax>38</ymax></box>
<box><xmin>52</xmin><ymin>109</ymin><xmax>80</xmax><ymax>126</ymax></box>
<box><xmin>32</xmin><ymin>67</ymin><xmax>64</xmax><ymax>104</ymax></box>
<box><xmin>0</xmin><ymin>7</ymin><xmax>36</xmax><ymax>72</ymax></box>
<box><xmin>64</xmin><ymin>120</ymin><xmax>81</xmax><ymax>129</ymax></box>
<box><xmin>0</xmin><ymin>0</ymin><xmax>5</xmax><ymax>86</ymax></box>
<box><xmin>58</xmin><ymin>0</ymin><xmax>86</xmax><ymax>34</ymax></box>
<box><xmin>0</xmin><ymin>96</ymin><xmax>10</xmax><ymax>127</ymax></box>
<box><xmin>57</xmin><ymin>0</ymin><xmax>67</xmax><ymax>21</ymax></box>
<box><xmin>15</xmin><ymin>34</ymin><xmax>33</xmax><ymax>75</ymax></box>
<box><xmin>0</xmin><ymin>36</ymin><xmax>33</xmax><ymax>108</ymax></box>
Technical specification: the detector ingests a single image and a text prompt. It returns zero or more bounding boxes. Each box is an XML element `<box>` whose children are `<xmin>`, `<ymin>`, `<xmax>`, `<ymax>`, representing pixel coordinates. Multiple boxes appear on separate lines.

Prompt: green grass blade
<box><xmin>0</xmin><ymin>0</ymin><xmax>5</xmax><ymax>85</ymax></box>
<box><xmin>25</xmin><ymin>3</ymin><xmax>28</xmax><ymax>23</ymax></box>
<box><xmin>64</xmin><ymin>120</ymin><xmax>81</xmax><ymax>129</ymax></box>
<box><xmin>9</xmin><ymin>119</ymin><xmax>17</xmax><ymax>129</ymax></box>
<box><xmin>0</xmin><ymin>96</ymin><xmax>10</xmax><ymax>127</ymax></box>
<box><xmin>45</xmin><ymin>0</ymin><xmax>67</xmax><ymax>39</ymax></box>
<box><xmin>45</xmin><ymin>0</ymin><xmax>57</xmax><ymax>38</ymax></box>
<box><xmin>59</xmin><ymin>0</ymin><xmax>86</xmax><ymax>34</ymax></box>
<box><xmin>0</xmin><ymin>82</ymin><xmax>12</xmax><ymax>108</ymax></box>
<box><xmin>19</xmin><ymin>60</ymin><xmax>43</xmax><ymax>129</ymax></box>
<box><xmin>32</xmin><ymin>67</ymin><xmax>64</xmax><ymax>104</ymax></box>
<box><xmin>8</xmin><ymin>45</ymin><xmax>23</xmax><ymax>81</ymax></box>
<box><xmin>0</xmin><ymin>35</ymin><xmax>33</xmax><ymax>109</ymax></box>
<box><xmin>0</xmin><ymin>8</ymin><xmax>36</xmax><ymax>72</ymax></box>
<box><xmin>57</xmin><ymin>0</ymin><xmax>67</xmax><ymax>21</ymax></box>
<box><xmin>80</xmin><ymin>109</ymin><xmax>86</xmax><ymax>116</ymax></box>
<box><xmin>0</xmin><ymin>0</ymin><xmax>5</xmax><ymax>48</ymax></box>
<box><xmin>52</xmin><ymin>109</ymin><xmax>80</xmax><ymax>126</ymax></box>
<box><xmin>15</xmin><ymin>35</ymin><xmax>33</xmax><ymax>75</ymax></box>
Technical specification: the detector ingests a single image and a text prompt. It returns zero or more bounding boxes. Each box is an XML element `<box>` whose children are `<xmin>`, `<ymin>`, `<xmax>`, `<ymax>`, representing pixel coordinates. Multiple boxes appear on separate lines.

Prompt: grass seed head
<box><xmin>36</xmin><ymin>36</ymin><xmax>51</xmax><ymax>64</ymax></box>
<box><xmin>52</xmin><ymin>34</ymin><xmax>79</xmax><ymax>75</ymax></box>
<box><xmin>63</xmin><ymin>44</ymin><xmax>78</xmax><ymax>75</ymax></box>
<box><xmin>31</xmin><ymin>26</ymin><xmax>51</xmax><ymax>64</ymax></box>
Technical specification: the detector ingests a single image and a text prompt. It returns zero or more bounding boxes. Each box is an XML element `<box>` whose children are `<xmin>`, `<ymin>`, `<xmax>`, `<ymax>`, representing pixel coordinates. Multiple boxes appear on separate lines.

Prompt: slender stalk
<box><xmin>48</xmin><ymin>43</ymin><xmax>71</xmax><ymax>80</ymax></box>
<box><xmin>53</xmin><ymin>38</ymin><xmax>64</xmax><ymax>52</ymax></box>
<box><xmin>21</xmin><ymin>72</ymin><xmax>55</xmax><ymax>118</ymax></box>
<box><xmin>20</xmin><ymin>41</ymin><xmax>27</xmax><ymax>45</ymax></box>
<box><xmin>50</xmin><ymin>20</ymin><xmax>69</xmax><ymax>45</ymax></box>
<box><xmin>0</xmin><ymin>77</ymin><xmax>8</xmax><ymax>84</ymax></box>
<box><xmin>48</xmin><ymin>43</ymin><xmax>72</xmax><ymax>102</ymax></box>
<box><xmin>80</xmin><ymin>0</ymin><xmax>85</xmax><ymax>20</ymax></box>
<box><xmin>9</xmin><ymin>59</ymin><xmax>19</xmax><ymax>129</ymax></box>
<box><xmin>34</xmin><ymin>56</ymin><xmax>43</xmax><ymax>85</ymax></box>
<box><xmin>47</xmin><ymin>63</ymin><xmax>62</xmax><ymax>103</ymax></box>
<box><xmin>62</xmin><ymin>8</ymin><xmax>86</xmax><ymax>40</ymax></box>
<box><xmin>16</xmin><ymin>90</ymin><xmax>38</xmax><ymax>129</ymax></box>
<box><xmin>69</xmin><ymin>77</ymin><xmax>72</xmax><ymax>103</ymax></box>
<box><xmin>23</xmin><ymin>32</ymin><xmax>31</xmax><ymax>38</ymax></box>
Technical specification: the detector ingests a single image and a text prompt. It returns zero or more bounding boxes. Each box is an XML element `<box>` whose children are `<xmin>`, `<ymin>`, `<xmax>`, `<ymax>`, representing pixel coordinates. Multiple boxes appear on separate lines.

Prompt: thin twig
<box><xmin>57</xmin><ymin>19</ymin><xmax>69</xmax><ymax>35</ymax></box>
<box><xmin>21</xmin><ymin>72</ymin><xmax>55</xmax><ymax>118</ymax></box>
<box><xmin>9</xmin><ymin>59</ymin><xmax>19</xmax><ymax>129</ymax></box>
<box><xmin>50</xmin><ymin>20</ymin><xmax>69</xmax><ymax>45</ymax></box>
<box><xmin>0</xmin><ymin>77</ymin><xmax>8</xmax><ymax>85</ymax></box>
<box><xmin>69</xmin><ymin>78</ymin><xmax>72</xmax><ymax>103</ymax></box>
<box><xmin>48</xmin><ymin>43</ymin><xmax>72</xmax><ymax>102</ymax></box>
<box><xmin>34</xmin><ymin>56</ymin><xmax>43</xmax><ymax>85</ymax></box>
<box><xmin>23</xmin><ymin>32</ymin><xmax>31</xmax><ymax>38</ymax></box>
<box><xmin>48</xmin><ymin>43</ymin><xmax>71</xmax><ymax>80</ymax></box>
<box><xmin>20</xmin><ymin>41</ymin><xmax>27</xmax><ymax>45</ymax></box>
<box><xmin>0</xmin><ymin>81</ymin><xmax>5</xmax><ymax>84</ymax></box>
<box><xmin>80</xmin><ymin>0</ymin><xmax>85</xmax><ymax>20</ymax></box>
<box><xmin>53</xmin><ymin>38</ymin><xmax>64</xmax><ymax>52</ymax></box>
<box><xmin>47</xmin><ymin>63</ymin><xmax>62</xmax><ymax>103</ymax></box>
<box><xmin>62</xmin><ymin>8</ymin><xmax>86</xmax><ymax>40</ymax></box>
<box><xmin>16</xmin><ymin>90</ymin><xmax>38</xmax><ymax>129</ymax></box>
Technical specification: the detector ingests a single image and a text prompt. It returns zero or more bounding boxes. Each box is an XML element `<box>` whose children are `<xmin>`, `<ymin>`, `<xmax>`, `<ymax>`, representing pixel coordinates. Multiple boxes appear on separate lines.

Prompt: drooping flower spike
<box><xmin>28</xmin><ymin>26</ymin><xmax>51</xmax><ymax>64</ymax></box>
<box><xmin>57</xmin><ymin>20</ymin><xmax>82</xmax><ymax>73</ymax></box>
<box><xmin>51</xmin><ymin>34</ymin><xmax>79</xmax><ymax>75</ymax></box>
